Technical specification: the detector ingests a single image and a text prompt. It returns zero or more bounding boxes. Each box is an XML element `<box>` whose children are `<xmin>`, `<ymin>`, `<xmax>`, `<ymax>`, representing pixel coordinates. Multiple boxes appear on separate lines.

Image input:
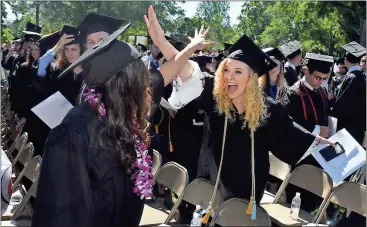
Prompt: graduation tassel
<box><xmin>155</xmin><ymin>125</ymin><xmax>160</xmax><ymax>143</ymax></box>
<box><xmin>201</xmin><ymin>117</ymin><xmax>228</xmax><ymax>225</ymax></box>
<box><xmin>246</xmin><ymin>130</ymin><xmax>257</xmax><ymax>220</ymax></box>
<box><xmin>200</xmin><ymin>206</ymin><xmax>213</xmax><ymax>224</ymax></box>
<box><xmin>168</xmin><ymin>116</ymin><xmax>173</xmax><ymax>152</ymax></box>
<box><xmin>246</xmin><ymin>196</ymin><xmax>254</xmax><ymax>215</ymax></box>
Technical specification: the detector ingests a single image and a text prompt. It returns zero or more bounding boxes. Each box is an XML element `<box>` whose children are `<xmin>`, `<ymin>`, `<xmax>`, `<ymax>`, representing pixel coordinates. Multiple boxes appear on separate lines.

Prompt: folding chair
<box><xmin>140</xmin><ymin>161</ymin><xmax>189</xmax><ymax>226</ymax></box>
<box><xmin>261</xmin><ymin>152</ymin><xmax>291</xmax><ymax>204</ymax></box>
<box><xmin>315</xmin><ymin>182</ymin><xmax>366</xmax><ymax>223</ymax></box>
<box><xmin>152</xmin><ymin>149</ymin><xmax>162</xmax><ymax>176</ymax></box>
<box><xmin>2</xmin><ymin>156</ymin><xmax>41</xmax><ymax>222</ymax></box>
<box><xmin>165</xmin><ymin>178</ymin><xmax>224</xmax><ymax>224</ymax></box>
<box><xmin>12</xmin><ymin>142</ymin><xmax>34</xmax><ymax>179</ymax></box>
<box><xmin>7</xmin><ymin>132</ymin><xmax>28</xmax><ymax>160</ymax></box>
<box><xmin>262</xmin><ymin>164</ymin><xmax>333</xmax><ymax>226</ymax></box>
<box><xmin>210</xmin><ymin>198</ymin><xmax>272</xmax><ymax>226</ymax></box>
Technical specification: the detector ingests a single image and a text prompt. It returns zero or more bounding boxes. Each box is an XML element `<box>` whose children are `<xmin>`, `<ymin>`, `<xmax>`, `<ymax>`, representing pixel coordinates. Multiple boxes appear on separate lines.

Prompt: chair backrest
<box><xmin>286</xmin><ymin>164</ymin><xmax>333</xmax><ymax>199</ymax></box>
<box><xmin>152</xmin><ymin>149</ymin><xmax>162</xmax><ymax>176</ymax></box>
<box><xmin>210</xmin><ymin>198</ymin><xmax>272</xmax><ymax>226</ymax></box>
<box><xmin>153</xmin><ymin>161</ymin><xmax>189</xmax><ymax>196</ymax></box>
<box><xmin>165</xmin><ymin>178</ymin><xmax>224</xmax><ymax>224</ymax></box>
<box><xmin>269</xmin><ymin>152</ymin><xmax>291</xmax><ymax>181</ymax></box>
<box><xmin>316</xmin><ymin>182</ymin><xmax>366</xmax><ymax>223</ymax></box>
<box><xmin>12</xmin><ymin>142</ymin><xmax>34</xmax><ymax>167</ymax></box>
<box><xmin>11</xmin><ymin>179</ymin><xmax>39</xmax><ymax>220</ymax></box>
<box><xmin>12</xmin><ymin>156</ymin><xmax>42</xmax><ymax>191</ymax></box>
<box><xmin>8</xmin><ymin>132</ymin><xmax>28</xmax><ymax>157</ymax></box>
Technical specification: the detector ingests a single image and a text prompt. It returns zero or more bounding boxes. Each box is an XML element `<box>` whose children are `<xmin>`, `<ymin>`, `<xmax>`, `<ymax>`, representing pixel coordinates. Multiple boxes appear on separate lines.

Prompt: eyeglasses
<box><xmin>312</xmin><ymin>73</ymin><xmax>328</xmax><ymax>81</ymax></box>
<box><xmin>362</xmin><ymin>60</ymin><xmax>366</xmax><ymax>63</ymax></box>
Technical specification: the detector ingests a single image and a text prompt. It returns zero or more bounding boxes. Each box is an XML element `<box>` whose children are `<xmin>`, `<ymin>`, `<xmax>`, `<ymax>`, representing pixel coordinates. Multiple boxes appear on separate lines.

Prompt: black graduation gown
<box><xmin>16</xmin><ymin>61</ymin><xmax>52</xmax><ymax>156</ymax></box>
<box><xmin>283</xmin><ymin>81</ymin><xmax>328</xmax><ymax>133</ymax></box>
<box><xmin>47</xmin><ymin>66</ymin><xmax>85</xmax><ymax>106</ymax></box>
<box><xmin>330</xmin><ymin>69</ymin><xmax>366</xmax><ymax>144</ymax></box>
<box><xmin>32</xmin><ymin>102</ymin><xmax>144</xmax><ymax>227</ymax></box>
<box><xmin>6</xmin><ymin>55</ymin><xmax>26</xmax><ymax>110</ymax></box>
<box><xmin>196</xmin><ymin>83</ymin><xmax>316</xmax><ymax>202</ymax></box>
<box><xmin>284</xmin><ymin>65</ymin><xmax>299</xmax><ymax>87</ymax></box>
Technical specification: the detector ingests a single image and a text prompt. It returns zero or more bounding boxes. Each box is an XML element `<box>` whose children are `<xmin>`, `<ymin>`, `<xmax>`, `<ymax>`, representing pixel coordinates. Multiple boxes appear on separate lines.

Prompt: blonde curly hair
<box><xmin>213</xmin><ymin>58</ymin><xmax>268</xmax><ymax>131</ymax></box>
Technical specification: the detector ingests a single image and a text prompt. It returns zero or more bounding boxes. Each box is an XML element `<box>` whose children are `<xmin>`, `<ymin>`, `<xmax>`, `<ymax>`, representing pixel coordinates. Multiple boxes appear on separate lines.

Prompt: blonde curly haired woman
<box><xmin>173</xmin><ymin>34</ymin><xmax>333</xmax><ymax>218</ymax></box>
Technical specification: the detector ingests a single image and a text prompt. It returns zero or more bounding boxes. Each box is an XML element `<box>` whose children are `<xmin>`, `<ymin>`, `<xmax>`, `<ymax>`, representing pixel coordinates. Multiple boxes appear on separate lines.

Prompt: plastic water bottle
<box><xmin>290</xmin><ymin>192</ymin><xmax>301</xmax><ymax>220</ymax></box>
<box><xmin>190</xmin><ymin>205</ymin><xmax>202</xmax><ymax>226</ymax></box>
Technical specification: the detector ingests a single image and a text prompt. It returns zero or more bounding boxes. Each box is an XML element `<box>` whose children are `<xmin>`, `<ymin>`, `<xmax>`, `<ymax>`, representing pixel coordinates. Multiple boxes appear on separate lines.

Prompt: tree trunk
<box><xmin>35</xmin><ymin>2</ymin><xmax>40</xmax><ymax>26</ymax></box>
<box><xmin>360</xmin><ymin>19</ymin><xmax>366</xmax><ymax>47</ymax></box>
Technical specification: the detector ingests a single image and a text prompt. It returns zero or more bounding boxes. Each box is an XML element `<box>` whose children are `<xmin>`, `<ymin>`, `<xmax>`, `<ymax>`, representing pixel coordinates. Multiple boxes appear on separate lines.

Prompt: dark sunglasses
<box><xmin>312</xmin><ymin>73</ymin><xmax>328</xmax><ymax>81</ymax></box>
<box><xmin>362</xmin><ymin>60</ymin><xmax>366</xmax><ymax>63</ymax></box>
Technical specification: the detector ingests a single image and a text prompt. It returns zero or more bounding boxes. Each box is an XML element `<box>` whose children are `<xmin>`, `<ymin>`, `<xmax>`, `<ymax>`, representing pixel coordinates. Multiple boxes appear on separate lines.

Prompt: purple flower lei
<box><xmin>83</xmin><ymin>88</ymin><xmax>153</xmax><ymax>200</ymax></box>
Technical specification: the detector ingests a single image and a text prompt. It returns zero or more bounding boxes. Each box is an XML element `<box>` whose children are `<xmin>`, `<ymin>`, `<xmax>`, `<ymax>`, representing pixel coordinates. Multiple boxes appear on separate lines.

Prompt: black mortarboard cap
<box><xmin>223</xmin><ymin>43</ymin><xmax>232</xmax><ymax>51</ymax></box>
<box><xmin>227</xmin><ymin>34</ymin><xmax>277</xmax><ymax>76</ymax></box>
<box><xmin>23</xmin><ymin>22</ymin><xmax>42</xmax><ymax>41</ymax></box>
<box><xmin>23</xmin><ymin>22</ymin><xmax>42</xmax><ymax>34</ymax></box>
<box><xmin>262</xmin><ymin>47</ymin><xmax>285</xmax><ymax>62</ymax></box>
<box><xmin>171</xmin><ymin>41</ymin><xmax>186</xmax><ymax>52</ymax></box>
<box><xmin>213</xmin><ymin>52</ymin><xmax>224</xmax><ymax>61</ymax></box>
<box><xmin>305</xmin><ymin>53</ymin><xmax>334</xmax><ymax>74</ymax></box>
<box><xmin>60</xmin><ymin>25</ymin><xmax>85</xmax><ymax>45</ymax></box>
<box><xmin>137</xmin><ymin>43</ymin><xmax>147</xmax><ymax>52</ymax></box>
<box><xmin>342</xmin><ymin>41</ymin><xmax>366</xmax><ymax>63</ymax></box>
<box><xmin>78</xmin><ymin>12</ymin><xmax>126</xmax><ymax>36</ymax></box>
<box><xmin>192</xmin><ymin>55</ymin><xmax>212</xmax><ymax>67</ymax></box>
<box><xmin>38</xmin><ymin>30</ymin><xmax>61</xmax><ymax>55</ymax></box>
<box><xmin>58</xmin><ymin>23</ymin><xmax>141</xmax><ymax>86</ymax></box>
<box><xmin>280</xmin><ymin>40</ymin><xmax>301</xmax><ymax>59</ymax></box>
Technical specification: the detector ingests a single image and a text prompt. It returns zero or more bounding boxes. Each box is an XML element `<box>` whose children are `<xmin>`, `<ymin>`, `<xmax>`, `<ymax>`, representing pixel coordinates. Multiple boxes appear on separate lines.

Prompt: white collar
<box><xmin>347</xmin><ymin>65</ymin><xmax>362</xmax><ymax>75</ymax></box>
<box><xmin>301</xmin><ymin>77</ymin><xmax>316</xmax><ymax>90</ymax></box>
<box><xmin>285</xmin><ymin>61</ymin><xmax>296</xmax><ymax>71</ymax></box>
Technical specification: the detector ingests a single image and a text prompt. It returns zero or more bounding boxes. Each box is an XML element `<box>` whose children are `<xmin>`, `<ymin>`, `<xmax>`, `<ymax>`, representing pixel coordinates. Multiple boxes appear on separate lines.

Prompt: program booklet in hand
<box><xmin>310</xmin><ymin>129</ymin><xmax>366</xmax><ymax>183</ymax></box>
<box><xmin>31</xmin><ymin>91</ymin><xmax>74</xmax><ymax>129</ymax></box>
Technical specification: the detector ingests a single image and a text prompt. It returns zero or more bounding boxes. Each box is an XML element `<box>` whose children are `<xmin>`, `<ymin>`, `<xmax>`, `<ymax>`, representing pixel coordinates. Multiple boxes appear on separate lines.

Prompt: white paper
<box><xmin>31</xmin><ymin>92</ymin><xmax>74</xmax><ymax>129</ymax></box>
<box><xmin>160</xmin><ymin>97</ymin><xmax>177</xmax><ymax>113</ymax></box>
<box><xmin>328</xmin><ymin>116</ymin><xmax>338</xmax><ymax>137</ymax></box>
<box><xmin>297</xmin><ymin>125</ymin><xmax>320</xmax><ymax>163</ymax></box>
<box><xmin>309</xmin><ymin>129</ymin><xmax>366</xmax><ymax>183</ymax></box>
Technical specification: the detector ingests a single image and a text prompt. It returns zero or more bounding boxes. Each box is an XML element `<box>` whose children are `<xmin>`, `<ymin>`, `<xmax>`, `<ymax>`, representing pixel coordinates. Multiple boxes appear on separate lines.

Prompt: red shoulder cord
<box><xmin>296</xmin><ymin>82</ymin><xmax>326</xmax><ymax>124</ymax></box>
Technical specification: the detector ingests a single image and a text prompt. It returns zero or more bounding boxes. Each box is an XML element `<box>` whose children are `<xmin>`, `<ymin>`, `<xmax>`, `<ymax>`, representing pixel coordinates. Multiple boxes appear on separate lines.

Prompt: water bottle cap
<box><xmin>296</xmin><ymin>192</ymin><xmax>301</xmax><ymax>197</ymax></box>
<box><xmin>196</xmin><ymin>205</ymin><xmax>201</xmax><ymax>210</ymax></box>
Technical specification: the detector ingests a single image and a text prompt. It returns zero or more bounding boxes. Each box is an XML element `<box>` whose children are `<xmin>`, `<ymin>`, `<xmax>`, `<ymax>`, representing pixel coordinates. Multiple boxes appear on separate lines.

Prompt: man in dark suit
<box><xmin>280</xmin><ymin>40</ymin><xmax>303</xmax><ymax>86</ymax></box>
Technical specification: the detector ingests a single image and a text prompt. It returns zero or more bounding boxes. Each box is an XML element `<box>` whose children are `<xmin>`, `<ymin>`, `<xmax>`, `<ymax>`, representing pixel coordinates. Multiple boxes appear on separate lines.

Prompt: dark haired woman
<box><xmin>38</xmin><ymin>32</ymin><xmax>85</xmax><ymax>105</ymax></box>
<box><xmin>31</xmin><ymin>14</ymin><xmax>211</xmax><ymax>226</ymax></box>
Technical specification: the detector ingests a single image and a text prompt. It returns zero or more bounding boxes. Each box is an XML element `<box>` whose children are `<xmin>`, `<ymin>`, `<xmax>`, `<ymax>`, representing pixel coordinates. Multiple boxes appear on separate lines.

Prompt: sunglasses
<box><xmin>362</xmin><ymin>60</ymin><xmax>366</xmax><ymax>63</ymax></box>
<box><xmin>312</xmin><ymin>73</ymin><xmax>328</xmax><ymax>81</ymax></box>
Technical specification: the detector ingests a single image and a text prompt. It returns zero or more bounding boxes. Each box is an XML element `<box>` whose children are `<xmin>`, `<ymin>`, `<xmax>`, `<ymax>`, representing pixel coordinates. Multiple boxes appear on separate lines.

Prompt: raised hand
<box><xmin>187</xmin><ymin>25</ymin><xmax>214</xmax><ymax>51</ymax></box>
<box><xmin>55</xmin><ymin>34</ymin><xmax>74</xmax><ymax>51</ymax></box>
<box><xmin>144</xmin><ymin>5</ymin><xmax>167</xmax><ymax>48</ymax></box>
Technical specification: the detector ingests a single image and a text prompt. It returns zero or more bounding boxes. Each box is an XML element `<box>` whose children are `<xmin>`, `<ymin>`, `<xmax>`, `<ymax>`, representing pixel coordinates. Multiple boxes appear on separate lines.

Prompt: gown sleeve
<box><xmin>31</xmin><ymin>122</ymin><xmax>94</xmax><ymax>227</ymax></box>
<box><xmin>266</xmin><ymin>98</ymin><xmax>316</xmax><ymax>165</ymax></box>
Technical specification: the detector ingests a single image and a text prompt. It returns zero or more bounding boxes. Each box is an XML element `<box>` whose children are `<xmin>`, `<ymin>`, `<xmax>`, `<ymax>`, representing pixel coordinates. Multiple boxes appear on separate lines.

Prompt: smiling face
<box><xmin>223</xmin><ymin>58</ymin><xmax>251</xmax><ymax>102</ymax></box>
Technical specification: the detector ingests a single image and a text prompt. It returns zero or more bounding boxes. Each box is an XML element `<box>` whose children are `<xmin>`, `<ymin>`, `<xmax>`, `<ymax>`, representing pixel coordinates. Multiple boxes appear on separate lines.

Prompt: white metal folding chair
<box><xmin>210</xmin><ymin>198</ymin><xmax>272</xmax><ymax>226</ymax></box>
<box><xmin>152</xmin><ymin>149</ymin><xmax>162</xmax><ymax>176</ymax></box>
<box><xmin>262</xmin><ymin>164</ymin><xmax>333</xmax><ymax>226</ymax></box>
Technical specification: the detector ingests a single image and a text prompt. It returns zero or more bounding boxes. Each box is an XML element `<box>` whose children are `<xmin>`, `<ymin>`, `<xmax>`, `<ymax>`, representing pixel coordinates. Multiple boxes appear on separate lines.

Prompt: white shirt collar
<box><xmin>285</xmin><ymin>61</ymin><xmax>296</xmax><ymax>71</ymax></box>
<box><xmin>301</xmin><ymin>76</ymin><xmax>316</xmax><ymax>90</ymax></box>
<box><xmin>347</xmin><ymin>65</ymin><xmax>362</xmax><ymax>75</ymax></box>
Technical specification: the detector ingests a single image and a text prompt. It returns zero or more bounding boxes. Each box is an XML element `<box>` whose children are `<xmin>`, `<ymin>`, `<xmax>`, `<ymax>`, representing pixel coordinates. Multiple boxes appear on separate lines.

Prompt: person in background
<box><xmin>142</xmin><ymin>37</ymin><xmax>164</xmax><ymax>70</ymax></box>
<box><xmin>360</xmin><ymin>55</ymin><xmax>366</xmax><ymax>73</ymax></box>
<box><xmin>329</xmin><ymin>57</ymin><xmax>348</xmax><ymax>101</ymax></box>
<box><xmin>260</xmin><ymin>47</ymin><xmax>288</xmax><ymax>100</ymax></box>
<box><xmin>78</xmin><ymin>12</ymin><xmax>125</xmax><ymax>49</ymax></box>
<box><xmin>330</xmin><ymin>41</ymin><xmax>366</xmax><ymax>145</ymax></box>
<box><xmin>280</xmin><ymin>40</ymin><xmax>303</xmax><ymax>86</ymax></box>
